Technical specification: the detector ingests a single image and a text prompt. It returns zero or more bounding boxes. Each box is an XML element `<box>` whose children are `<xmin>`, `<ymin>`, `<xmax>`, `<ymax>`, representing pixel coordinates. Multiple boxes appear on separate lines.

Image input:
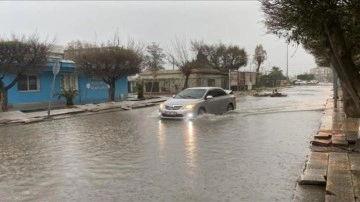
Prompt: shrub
<box><xmin>55</xmin><ymin>87</ymin><xmax>78</xmax><ymax>106</ymax></box>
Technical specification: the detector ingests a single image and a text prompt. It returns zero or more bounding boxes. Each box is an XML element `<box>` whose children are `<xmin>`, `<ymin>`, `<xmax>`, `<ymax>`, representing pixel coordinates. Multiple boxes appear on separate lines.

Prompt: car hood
<box><xmin>164</xmin><ymin>98</ymin><xmax>202</xmax><ymax>106</ymax></box>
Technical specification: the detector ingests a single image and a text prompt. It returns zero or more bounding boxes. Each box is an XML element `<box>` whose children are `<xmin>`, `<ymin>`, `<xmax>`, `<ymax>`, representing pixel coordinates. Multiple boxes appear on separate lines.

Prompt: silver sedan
<box><xmin>159</xmin><ymin>87</ymin><xmax>236</xmax><ymax>119</ymax></box>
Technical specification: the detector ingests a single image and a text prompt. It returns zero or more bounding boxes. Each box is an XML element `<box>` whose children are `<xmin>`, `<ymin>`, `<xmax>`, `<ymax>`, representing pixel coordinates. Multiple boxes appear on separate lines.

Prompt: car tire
<box><xmin>198</xmin><ymin>108</ymin><xmax>206</xmax><ymax>116</ymax></box>
<box><xmin>227</xmin><ymin>103</ymin><xmax>234</xmax><ymax>111</ymax></box>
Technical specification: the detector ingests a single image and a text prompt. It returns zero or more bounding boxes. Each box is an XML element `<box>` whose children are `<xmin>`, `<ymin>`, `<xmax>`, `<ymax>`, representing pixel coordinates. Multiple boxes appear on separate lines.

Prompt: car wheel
<box><xmin>227</xmin><ymin>103</ymin><xmax>234</xmax><ymax>111</ymax></box>
<box><xmin>198</xmin><ymin>108</ymin><xmax>206</xmax><ymax>116</ymax></box>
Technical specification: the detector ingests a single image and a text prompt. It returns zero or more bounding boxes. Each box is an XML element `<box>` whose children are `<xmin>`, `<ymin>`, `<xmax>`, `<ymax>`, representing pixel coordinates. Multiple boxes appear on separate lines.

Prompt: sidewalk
<box><xmin>293</xmin><ymin>98</ymin><xmax>360</xmax><ymax>202</ymax></box>
<box><xmin>0</xmin><ymin>91</ymin><xmax>249</xmax><ymax>126</ymax></box>
<box><xmin>0</xmin><ymin>96</ymin><xmax>170</xmax><ymax>126</ymax></box>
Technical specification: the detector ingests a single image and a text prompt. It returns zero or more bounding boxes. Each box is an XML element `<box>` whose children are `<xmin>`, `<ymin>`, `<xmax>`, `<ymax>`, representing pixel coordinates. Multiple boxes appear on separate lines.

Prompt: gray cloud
<box><xmin>0</xmin><ymin>1</ymin><xmax>316</xmax><ymax>76</ymax></box>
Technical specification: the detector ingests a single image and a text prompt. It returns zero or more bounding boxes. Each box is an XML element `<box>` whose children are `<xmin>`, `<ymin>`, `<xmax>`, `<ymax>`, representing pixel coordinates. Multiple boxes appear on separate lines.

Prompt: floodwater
<box><xmin>0</xmin><ymin>85</ymin><xmax>332</xmax><ymax>202</ymax></box>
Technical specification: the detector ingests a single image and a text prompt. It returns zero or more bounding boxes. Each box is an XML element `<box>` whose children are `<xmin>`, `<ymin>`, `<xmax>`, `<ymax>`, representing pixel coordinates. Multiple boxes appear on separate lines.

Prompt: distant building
<box><xmin>129</xmin><ymin>68</ymin><xmax>228</xmax><ymax>94</ymax></box>
<box><xmin>230</xmin><ymin>71</ymin><xmax>258</xmax><ymax>90</ymax></box>
<box><xmin>309</xmin><ymin>67</ymin><xmax>333</xmax><ymax>82</ymax></box>
<box><xmin>128</xmin><ymin>69</ymin><xmax>258</xmax><ymax>93</ymax></box>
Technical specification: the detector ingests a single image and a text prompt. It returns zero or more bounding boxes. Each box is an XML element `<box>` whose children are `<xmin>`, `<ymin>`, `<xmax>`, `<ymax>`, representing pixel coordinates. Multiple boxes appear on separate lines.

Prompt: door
<box><xmin>204</xmin><ymin>89</ymin><xmax>223</xmax><ymax>114</ymax></box>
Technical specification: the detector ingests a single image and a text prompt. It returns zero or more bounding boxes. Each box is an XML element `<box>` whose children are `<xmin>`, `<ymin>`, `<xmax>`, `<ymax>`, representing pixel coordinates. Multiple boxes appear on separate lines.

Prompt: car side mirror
<box><xmin>206</xmin><ymin>95</ymin><xmax>213</xmax><ymax>100</ymax></box>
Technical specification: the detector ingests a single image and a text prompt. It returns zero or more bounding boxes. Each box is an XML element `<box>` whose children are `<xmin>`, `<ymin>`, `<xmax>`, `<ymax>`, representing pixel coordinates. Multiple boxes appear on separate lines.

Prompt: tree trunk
<box><xmin>255</xmin><ymin>65</ymin><xmax>261</xmax><ymax>88</ymax></box>
<box><xmin>325</xmin><ymin>20</ymin><xmax>360</xmax><ymax>117</ymax></box>
<box><xmin>108</xmin><ymin>80</ymin><xmax>116</xmax><ymax>101</ymax></box>
<box><xmin>0</xmin><ymin>75</ymin><xmax>18</xmax><ymax>112</ymax></box>
<box><xmin>341</xmin><ymin>85</ymin><xmax>359</xmax><ymax>117</ymax></box>
<box><xmin>0</xmin><ymin>86</ymin><xmax>8</xmax><ymax>112</ymax></box>
<box><xmin>183</xmin><ymin>74</ymin><xmax>190</xmax><ymax>90</ymax></box>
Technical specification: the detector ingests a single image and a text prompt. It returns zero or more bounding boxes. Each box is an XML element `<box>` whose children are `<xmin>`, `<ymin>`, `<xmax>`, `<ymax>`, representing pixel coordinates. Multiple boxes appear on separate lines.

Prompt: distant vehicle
<box><xmin>252</xmin><ymin>92</ymin><xmax>271</xmax><ymax>97</ymax></box>
<box><xmin>270</xmin><ymin>92</ymin><xmax>288</xmax><ymax>97</ymax></box>
<box><xmin>294</xmin><ymin>79</ymin><xmax>319</xmax><ymax>85</ymax></box>
<box><xmin>270</xmin><ymin>89</ymin><xmax>287</xmax><ymax>97</ymax></box>
<box><xmin>159</xmin><ymin>87</ymin><xmax>236</xmax><ymax>119</ymax></box>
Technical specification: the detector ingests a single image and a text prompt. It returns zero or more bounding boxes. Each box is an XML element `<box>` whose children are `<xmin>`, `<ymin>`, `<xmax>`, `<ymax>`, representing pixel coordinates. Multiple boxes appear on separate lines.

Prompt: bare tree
<box><xmin>144</xmin><ymin>42</ymin><xmax>166</xmax><ymax>93</ymax></box>
<box><xmin>166</xmin><ymin>37</ymin><xmax>197</xmax><ymax>89</ymax></box>
<box><xmin>65</xmin><ymin>35</ymin><xmax>144</xmax><ymax>101</ymax></box>
<box><xmin>0</xmin><ymin>33</ymin><xmax>53</xmax><ymax>111</ymax></box>
<box><xmin>253</xmin><ymin>44</ymin><xmax>267</xmax><ymax>87</ymax></box>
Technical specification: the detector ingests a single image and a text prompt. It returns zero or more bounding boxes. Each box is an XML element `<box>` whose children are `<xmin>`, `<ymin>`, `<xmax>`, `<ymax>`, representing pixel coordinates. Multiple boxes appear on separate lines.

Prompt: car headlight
<box><xmin>182</xmin><ymin>104</ymin><xmax>195</xmax><ymax>110</ymax></box>
<box><xmin>159</xmin><ymin>103</ymin><xmax>165</xmax><ymax>110</ymax></box>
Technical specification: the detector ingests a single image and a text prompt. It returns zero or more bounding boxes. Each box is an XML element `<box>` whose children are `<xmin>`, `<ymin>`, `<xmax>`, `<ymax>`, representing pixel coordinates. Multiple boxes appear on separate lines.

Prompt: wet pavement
<box><xmin>0</xmin><ymin>85</ymin><xmax>336</xmax><ymax>202</ymax></box>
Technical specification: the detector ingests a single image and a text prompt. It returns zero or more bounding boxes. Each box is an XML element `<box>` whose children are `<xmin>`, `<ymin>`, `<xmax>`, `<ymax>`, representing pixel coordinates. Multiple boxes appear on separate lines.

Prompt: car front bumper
<box><xmin>159</xmin><ymin>109</ymin><xmax>196</xmax><ymax>120</ymax></box>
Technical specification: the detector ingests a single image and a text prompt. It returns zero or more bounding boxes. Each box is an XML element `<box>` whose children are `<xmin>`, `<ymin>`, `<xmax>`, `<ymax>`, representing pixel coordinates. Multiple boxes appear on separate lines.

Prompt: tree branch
<box><xmin>5</xmin><ymin>74</ymin><xmax>19</xmax><ymax>91</ymax></box>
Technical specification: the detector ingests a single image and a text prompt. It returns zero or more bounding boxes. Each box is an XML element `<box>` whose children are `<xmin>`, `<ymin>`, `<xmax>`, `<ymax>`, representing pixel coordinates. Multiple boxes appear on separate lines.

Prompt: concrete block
<box><xmin>304</xmin><ymin>168</ymin><xmax>327</xmax><ymax>177</ymax></box>
<box><xmin>314</xmin><ymin>131</ymin><xmax>332</xmax><ymax>139</ymax></box>
<box><xmin>331</xmin><ymin>133</ymin><xmax>346</xmax><ymax>141</ymax></box>
<box><xmin>299</xmin><ymin>174</ymin><xmax>326</xmax><ymax>185</ymax></box>
<box><xmin>312</xmin><ymin>139</ymin><xmax>331</xmax><ymax>146</ymax></box>
<box><xmin>331</xmin><ymin>140</ymin><xmax>349</xmax><ymax>146</ymax></box>
<box><xmin>331</xmin><ymin>134</ymin><xmax>348</xmax><ymax>146</ymax></box>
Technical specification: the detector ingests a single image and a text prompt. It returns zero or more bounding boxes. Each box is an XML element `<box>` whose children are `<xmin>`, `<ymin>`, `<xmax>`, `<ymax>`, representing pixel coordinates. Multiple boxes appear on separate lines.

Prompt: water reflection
<box><xmin>184</xmin><ymin>121</ymin><xmax>196</xmax><ymax>177</ymax></box>
<box><xmin>158</xmin><ymin>120</ymin><xmax>166</xmax><ymax>157</ymax></box>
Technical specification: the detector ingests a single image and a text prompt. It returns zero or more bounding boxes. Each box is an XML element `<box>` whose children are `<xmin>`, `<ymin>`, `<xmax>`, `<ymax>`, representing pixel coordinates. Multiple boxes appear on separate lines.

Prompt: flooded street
<box><xmin>0</xmin><ymin>85</ymin><xmax>332</xmax><ymax>202</ymax></box>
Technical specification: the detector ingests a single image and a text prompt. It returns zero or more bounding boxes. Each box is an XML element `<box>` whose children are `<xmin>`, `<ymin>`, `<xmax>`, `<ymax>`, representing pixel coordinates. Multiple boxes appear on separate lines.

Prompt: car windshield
<box><xmin>174</xmin><ymin>89</ymin><xmax>207</xmax><ymax>99</ymax></box>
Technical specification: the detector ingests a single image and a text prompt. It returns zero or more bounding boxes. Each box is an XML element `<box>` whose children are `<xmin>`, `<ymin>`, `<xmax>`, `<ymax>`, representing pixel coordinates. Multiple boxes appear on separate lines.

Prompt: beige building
<box><xmin>129</xmin><ymin>68</ymin><xmax>258</xmax><ymax>93</ymax></box>
<box><xmin>129</xmin><ymin>68</ymin><xmax>228</xmax><ymax>94</ymax></box>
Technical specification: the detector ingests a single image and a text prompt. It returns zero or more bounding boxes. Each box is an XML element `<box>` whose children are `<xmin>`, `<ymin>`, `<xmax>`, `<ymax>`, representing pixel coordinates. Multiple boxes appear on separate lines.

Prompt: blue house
<box><xmin>5</xmin><ymin>60</ymin><xmax>129</xmax><ymax>110</ymax></box>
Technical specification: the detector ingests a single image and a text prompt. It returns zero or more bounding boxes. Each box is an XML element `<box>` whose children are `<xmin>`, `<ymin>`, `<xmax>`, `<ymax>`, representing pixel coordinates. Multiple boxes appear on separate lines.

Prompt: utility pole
<box><xmin>286</xmin><ymin>43</ymin><xmax>289</xmax><ymax>81</ymax></box>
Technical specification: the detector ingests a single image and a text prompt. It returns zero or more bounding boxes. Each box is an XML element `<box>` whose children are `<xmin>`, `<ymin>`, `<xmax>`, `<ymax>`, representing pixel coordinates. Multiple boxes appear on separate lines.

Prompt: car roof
<box><xmin>185</xmin><ymin>87</ymin><xmax>224</xmax><ymax>90</ymax></box>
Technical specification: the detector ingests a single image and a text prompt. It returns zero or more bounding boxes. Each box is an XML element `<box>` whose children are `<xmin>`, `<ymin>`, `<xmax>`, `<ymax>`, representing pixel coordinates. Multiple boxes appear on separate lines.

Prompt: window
<box><xmin>175</xmin><ymin>89</ymin><xmax>206</xmax><ymax>99</ymax></box>
<box><xmin>18</xmin><ymin>75</ymin><xmax>40</xmax><ymax>91</ymax></box>
<box><xmin>214</xmin><ymin>89</ymin><xmax>226</xmax><ymax>97</ymax></box>
<box><xmin>61</xmin><ymin>74</ymin><xmax>78</xmax><ymax>90</ymax></box>
<box><xmin>207</xmin><ymin>89</ymin><xmax>226</xmax><ymax>97</ymax></box>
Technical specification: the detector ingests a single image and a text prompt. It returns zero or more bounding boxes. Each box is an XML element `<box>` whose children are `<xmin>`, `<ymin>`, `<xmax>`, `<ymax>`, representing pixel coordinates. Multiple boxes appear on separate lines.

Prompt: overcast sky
<box><xmin>0</xmin><ymin>1</ymin><xmax>317</xmax><ymax>76</ymax></box>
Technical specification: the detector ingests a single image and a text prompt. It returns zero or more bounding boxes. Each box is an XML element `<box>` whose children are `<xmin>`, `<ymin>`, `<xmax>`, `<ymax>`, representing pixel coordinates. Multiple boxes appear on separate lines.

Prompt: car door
<box><xmin>204</xmin><ymin>89</ymin><xmax>218</xmax><ymax>114</ymax></box>
<box><xmin>205</xmin><ymin>89</ymin><xmax>224</xmax><ymax>114</ymax></box>
<box><xmin>212</xmin><ymin>89</ymin><xmax>228</xmax><ymax>113</ymax></box>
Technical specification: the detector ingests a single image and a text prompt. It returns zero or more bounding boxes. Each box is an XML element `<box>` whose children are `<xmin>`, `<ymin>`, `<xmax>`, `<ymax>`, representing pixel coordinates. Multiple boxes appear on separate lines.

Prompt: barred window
<box><xmin>61</xmin><ymin>74</ymin><xmax>78</xmax><ymax>90</ymax></box>
<box><xmin>18</xmin><ymin>75</ymin><xmax>40</xmax><ymax>91</ymax></box>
